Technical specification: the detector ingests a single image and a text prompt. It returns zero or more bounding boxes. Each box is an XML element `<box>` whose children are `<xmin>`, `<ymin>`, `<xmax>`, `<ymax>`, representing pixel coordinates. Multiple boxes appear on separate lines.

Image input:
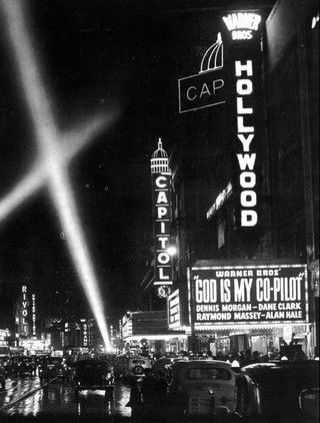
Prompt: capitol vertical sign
<box><xmin>151</xmin><ymin>139</ymin><xmax>173</xmax><ymax>298</ymax></box>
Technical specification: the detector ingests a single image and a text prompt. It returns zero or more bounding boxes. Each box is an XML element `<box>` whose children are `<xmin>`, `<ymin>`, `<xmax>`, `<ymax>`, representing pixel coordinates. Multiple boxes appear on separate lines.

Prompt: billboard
<box><xmin>192</xmin><ymin>264</ymin><xmax>308</xmax><ymax>328</ymax></box>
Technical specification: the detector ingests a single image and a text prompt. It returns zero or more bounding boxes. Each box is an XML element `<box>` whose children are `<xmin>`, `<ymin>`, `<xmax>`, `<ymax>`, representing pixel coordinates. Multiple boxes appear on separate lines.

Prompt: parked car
<box><xmin>2</xmin><ymin>356</ymin><xmax>15</xmax><ymax>377</ymax></box>
<box><xmin>114</xmin><ymin>355</ymin><xmax>152</xmax><ymax>379</ymax></box>
<box><xmin>16</xmin><ymin>356</ymin><xmax>37</xmax><ymax>376</ymax></box>
<box><xmin>235</xmin><ymin>360</ymin><xmax>320</xmax><ymax>420</ymax></box>
<box><xmin>299</xmin><ymin>388</ymin><xmax>319</xmax><ymax>420</ymax></box>
<box><xmin>72</xmin><ymin>359</ymin><xmax>114</xmax><ymax>400</ymax></box>
<box><xmin>152</xmin><ymin>357</ymin><xmax>172</xmax><ymax>380</ymax></box>
<box><xmin>39</xmin><ymin>356</ymin><xmax>69</xmax><ymax>383</ymax></box>
<box><xmin>167</xmin><ymin>360</ymin><xmax>237</xmax><ymax>416</ymax></box>
<box><xmin>0</xmin><ymin>361</ymin><xmax>6</xmax><ymax>390</ymax></box>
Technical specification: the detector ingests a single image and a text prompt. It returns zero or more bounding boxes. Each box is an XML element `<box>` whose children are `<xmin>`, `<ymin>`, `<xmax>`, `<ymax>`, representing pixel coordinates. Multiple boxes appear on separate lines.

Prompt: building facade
<box><xmin>162</xmin><ymin>0</ymin><xmax>318</xmax><ymax>358</ymax></box>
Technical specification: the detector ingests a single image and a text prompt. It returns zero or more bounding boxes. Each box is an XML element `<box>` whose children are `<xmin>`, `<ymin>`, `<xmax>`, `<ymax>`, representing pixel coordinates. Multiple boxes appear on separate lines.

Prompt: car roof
<box><xmin>172</xmin><ymin>359</ymin><xmax>232</xmax><ymax>369</ymax></box>
<box><xmin>75</xmin><ymin>359</ymin><xmax>109</xmax><ymax>366</ymax></box>
<box><xmin>129</xmin><ymin>356</ymin><xmax>150</xmax><ymax>361</ymax></box>
<box><xmin>242</xmin><ymin>360</ymin><xmax>320</xmax><ymax>371</ymax></box>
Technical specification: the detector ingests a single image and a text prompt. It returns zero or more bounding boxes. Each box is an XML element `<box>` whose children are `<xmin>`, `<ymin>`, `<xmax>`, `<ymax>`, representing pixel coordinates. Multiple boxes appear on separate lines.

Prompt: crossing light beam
<box><xmin>0</xmin><ymin>0</ymin><xmax>115</xmax><ymax>351</ymax></box>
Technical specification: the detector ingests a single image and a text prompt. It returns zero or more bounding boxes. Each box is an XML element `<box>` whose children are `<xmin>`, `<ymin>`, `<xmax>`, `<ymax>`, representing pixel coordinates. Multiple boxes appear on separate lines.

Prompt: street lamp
<box><xmin>166</xmin><ymin>245</ymin><xmax>178</xmax><ymax>256</ymax></box>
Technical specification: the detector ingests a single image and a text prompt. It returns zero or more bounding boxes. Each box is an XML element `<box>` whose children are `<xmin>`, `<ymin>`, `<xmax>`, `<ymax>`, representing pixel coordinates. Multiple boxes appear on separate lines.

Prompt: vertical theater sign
<box><xmin>178</xmin><ymin>11</ymin><xmax>263</xmax><ymax>230</ymax></box>
<box><xmin>151</xmin><ymin>139</ymin><xmax>173</xmax><ymax>298</ymax></box>
<box><xmin>16</xmin><ymin>285</ymin><xmax>30</xmax><ymax>337</ymax></box>
<box><xmin>221</xmin><ymin>11</ymin><xmax>263</xmax><ymax>228</ymax></box>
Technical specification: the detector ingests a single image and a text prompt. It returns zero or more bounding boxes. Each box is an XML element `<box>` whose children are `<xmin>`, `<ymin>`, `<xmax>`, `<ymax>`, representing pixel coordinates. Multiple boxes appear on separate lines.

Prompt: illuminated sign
<box><xmin>223</xmin><ymin>13</ymin><xmax>261</xmax><ymax>40</ymax></box>
<box><xmin>207</xmin><ymin>182</ymin><xmax>232</xmax><ymax>220</ymax></box>
<box><xmin>178</xmin><ymin>33</ymin><xmax>225</xmax><ymax>113</ymax></box>
<box><xmin>152</xmin><ymin>173</ymin><xmax>173</xmax><ymax>286</ymax></box>
<box><xmin>82</xmin><ymin>321</ymin><xmax>88</xmax><ymax>347</ymax></box>
<box><xmin>220</xmin><ymin>10</ymin><xmax>264</xmax><ymax>229</ymax></box>
<box><xmin>0</xmin><ymin>329</ymin><xmax>9</xmax><ymax>346</ymax></box>
<box><xmin>32</xmin><ymin>294</ymin><xmax>36</xmax><ymax>336</ymax></box>
<box><xmin>20</xmin><ymin>285</ymin><xmax>29</xmax><ymax>336</ymax></box>
<box><xmin>168</xmin><ymin>289</ymin><xmax>181</xmax><ymax>329</ymax></box>
<box><xmin>235</xmin><ymin>60</ymin><xmax>257</xmax><ymax>227</ymax></box>
<box><xmin>151</xmin><ymin>140</ymin><xmax>173</xmax><ymax>298</ymax></box>
<box><xmin>192</xmin><ymin>264</ymin><xmax>308</xmax><ymax>328</ymax></box>
<box><xmin>121</xmin><ymin>313</ymin><xmax>133</xmax><ymax>339</ymax></box>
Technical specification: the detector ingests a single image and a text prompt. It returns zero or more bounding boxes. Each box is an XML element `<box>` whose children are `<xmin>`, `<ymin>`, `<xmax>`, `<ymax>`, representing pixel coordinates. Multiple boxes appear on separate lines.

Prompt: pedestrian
<box><xmin>140</xmin><ymin>369</ymin><xmax>167</xmax><ymax>419</ymax></box>
<box><xmin>126</xmin><ymin>377</ymin><xmax>142</xmax><ymax>420</ymax></box>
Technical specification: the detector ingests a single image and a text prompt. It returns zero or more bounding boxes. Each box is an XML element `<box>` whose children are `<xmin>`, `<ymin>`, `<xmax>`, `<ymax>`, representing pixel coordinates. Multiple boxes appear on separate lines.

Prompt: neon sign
<box><xmin>32</xmin><ymin>294</ymin><xmax>36</xmax><ymax>336</ymax></box>
<box><xmin>151</xmin><ymin>140</ymin><xmax>173</xmax><ymax>298</ymax></box>
<box><xmin>178</xmin><ymin>33</ymin><xmax>225</xmax><ymax>113</ymax></box>
<box><xmin>168</xmin><ymin>289</ymin><xmax>181</xmax><ymax>329</ymax></box>
<box><xmin>21</xmin><ymin>285</ymin><xmax>29</xmax><ymax>335</ymax></box>
<box><xmin>223</xmin><ymin>13</ymin><xmax>261</xmax><ymax>40</ymax></box>
<box><xmin>235</xmin><ymin>60</ymin><xmax>257</xmax><ymax>227</ymax></box>
<box><xmin>153</xmin><ymin>174</ymin><xmax>172</xmax><ymax>283</ymax></box>
<box><xmin>207</xmin><ymin>182</ymin><xmax>232</xmax><ymax>220</ymax></box>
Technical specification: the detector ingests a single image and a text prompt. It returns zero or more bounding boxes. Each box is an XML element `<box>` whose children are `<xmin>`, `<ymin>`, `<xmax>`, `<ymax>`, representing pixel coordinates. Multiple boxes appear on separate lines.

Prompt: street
<box><xmin>0</xmin><ymin>375</ymin><xmax>131</xmax><ymax>420</ymax></box>
<box><xmin>0</xmin><ymin>372</ymin><xmax>316</xmax><ymax>423</ymax></box>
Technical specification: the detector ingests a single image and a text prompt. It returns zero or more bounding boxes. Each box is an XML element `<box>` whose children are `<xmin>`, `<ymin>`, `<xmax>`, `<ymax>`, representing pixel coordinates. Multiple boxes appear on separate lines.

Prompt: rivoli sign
<box><xmin>178</xmin><ymin>33</ymin><xmax>225</xmax><ymax>113</ymax></box>
<box><xmin>192</xmin><ymin>264</ymin><xmax>308</xmax><ymax>328</ymax></box>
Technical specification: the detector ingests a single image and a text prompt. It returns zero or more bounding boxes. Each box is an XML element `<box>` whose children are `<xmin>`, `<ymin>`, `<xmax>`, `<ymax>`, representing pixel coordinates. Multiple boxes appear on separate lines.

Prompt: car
<box><xmin>39</xmin><ymin>356</ymin><xmax>70</xmax><ymax>384</ymax></box>
<box><xmin>152</xmin><ymin>357</ymin><xmax>172</xmax><ymax>380</ymax></box>
<box><xmin>2</xmin><ymin>356</ymin><xmax>15</xmax><ymax>377</ymax></box>
<box><xmin>299</xmin><ymin>388</ymin><xmax>319</xmax><ymax>420</ymax></box>
<box><xmin>235</xmin><ymin>360</ymin><xmax>320</xmax><ymax>420</ymax></box>
<box><xmin>114</xmin><ymin>355</ymin><xmax>152</xmax><ymax>379</ymax></box>
<box><xmin>0</xmin><ymin>360</ymin><xmax>6</xmax><ymax>390</ymax></box>
<box><xmin>16</xmin><ymin>356</ymin><xmax>37</xmax><ymax>376</ymax></box>
<box><xmin>127</xmin><ymin>356</ymin><xmax>152</xmax><ymax>377</ymax></box>
<box><xmin>72</xmin><ymin>359</ymin><xmax>114</xmax><ymax>400</ymax></box>
<box><xmin>167</xmin><ymin>359</ymin><xmax>237</xmax><ymax>416</ymax></box>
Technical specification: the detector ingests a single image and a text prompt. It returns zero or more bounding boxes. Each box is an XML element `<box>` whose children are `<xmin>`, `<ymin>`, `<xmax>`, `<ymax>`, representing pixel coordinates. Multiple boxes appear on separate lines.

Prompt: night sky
<box><xmin>0</xmin><ymin>0</ymin><xmax>275</xmax><ymax>328</ymax></box>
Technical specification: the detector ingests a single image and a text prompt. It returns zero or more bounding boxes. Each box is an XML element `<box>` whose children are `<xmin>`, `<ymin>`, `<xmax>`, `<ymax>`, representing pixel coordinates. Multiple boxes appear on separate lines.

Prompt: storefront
<box><xmin>121</xmin><ymin>310</ymin><xmax>187</xmax><ymax>355</ymax></box>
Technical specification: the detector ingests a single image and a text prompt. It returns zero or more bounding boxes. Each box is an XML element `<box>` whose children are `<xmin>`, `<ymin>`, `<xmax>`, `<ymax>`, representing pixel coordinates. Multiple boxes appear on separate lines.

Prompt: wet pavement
<box><xmin>0</xmin><ymin>375</ymin><xmax>131</xmax><ymax>419</ymax></box>
<box><xmin>0</xmin><ymin>375</ymin><xmax>315</xmax><ymax>423</ymax></box>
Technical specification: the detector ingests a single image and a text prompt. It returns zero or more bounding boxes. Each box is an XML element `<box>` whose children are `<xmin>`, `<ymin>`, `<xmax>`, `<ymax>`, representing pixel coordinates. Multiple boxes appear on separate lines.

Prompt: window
<box><xmin>186</xmin><ymin>367</ymin><xmax>231</xmax><ymax>381</ymax></box>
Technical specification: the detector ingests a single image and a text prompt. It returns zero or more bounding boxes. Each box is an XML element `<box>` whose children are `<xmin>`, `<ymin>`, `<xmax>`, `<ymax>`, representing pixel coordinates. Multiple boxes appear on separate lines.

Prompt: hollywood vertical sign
<box><xmin>235</xmin><ymin>60</ymin><xmax>257</xmax><ymax>226</ymax></box>
<box><xmin>223</xmin><ymin>12</ymin><xmax>263</xmax><ymax>227</ymax></box>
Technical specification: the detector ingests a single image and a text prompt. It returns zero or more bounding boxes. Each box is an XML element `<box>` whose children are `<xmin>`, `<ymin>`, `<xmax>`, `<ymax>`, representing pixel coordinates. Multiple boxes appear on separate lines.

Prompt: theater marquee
<box><xmin>192</xmin><ymin>264</ymin><xmax>308</xmax><ymax>328</ymax></box>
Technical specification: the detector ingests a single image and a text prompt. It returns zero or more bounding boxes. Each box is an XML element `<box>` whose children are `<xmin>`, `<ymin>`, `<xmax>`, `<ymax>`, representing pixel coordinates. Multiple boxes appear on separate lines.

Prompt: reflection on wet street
<box><xmin>0</xmin><ymin>376</ymin><xmax>131</xmax><ymax>418</ymax></box>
